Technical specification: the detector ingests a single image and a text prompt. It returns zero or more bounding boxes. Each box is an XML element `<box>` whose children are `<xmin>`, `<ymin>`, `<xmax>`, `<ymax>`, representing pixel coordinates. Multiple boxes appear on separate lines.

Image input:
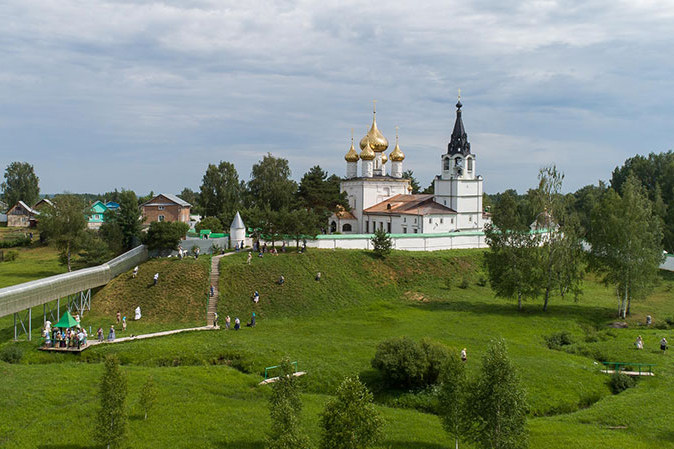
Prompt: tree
<box><xmin>94</xmin><ymin>355</ymin><xmax>128</xmax><ymax>449</ymax></box>
<box><xmin>371</xmin><ymin>228</ymin><xmax>392</xmax><ymax>258</ymax></box>
<box><xmin>319</xmin><ymin>376</ymin><xmax>384</xmax><ymax>449</ymax></box>
<box><xmin>38</xmin><ymin>194</ymin><xmax>88</xmax><ymax>272</ymax></box>
<box><xmin>101</xmin><ymin>189</ymin><xmax>143</xmax><ymax>252</ymax></box>
<box><xmin>402</xmin><ymin>170</ymin><xmax>421</xmax><ymax>194</ymax></box>
<box><xmin>75</xmin><ymin>230</ymin><xmax>112</xmax><ymax>268</ymax></box>
<box><xmin>249</xmin><ymin>153</ymin><xmax>297</xmax><ymax>211</ymax></box>
<box><xmin>484</xmin><ymin>191</ymin><xmax>541</xmax><ymax>311</ymax></box>
<box><xmin>465</xmin><ymin>339</ymin><xmax>528</xmax><ymax>449</ymax></box>
<box><xmin>533</xmin><ymin>165</ymin><xmax>584</xmax><ymax>311</ymax></box>
<box><xmin>178</xmin><ymin>187</ymin><xmax>200</xmax><ymax>213</ymax></box>
<box><xmin>138</xmin><ymin>375</ymin><xmax>158</xmax><ymax>420</ymax></box>
<box><xmin>199</xmin><ymin>161</ymin><xmax>242</xmax><ymax>224</ymax></box>
<box><xmin>195</xmin><ymin>216</ymin><xmax>224</xmax><ymax>233</ymax></box>
<box><xmin>297</xmin><ymin>166</ymin><xmax>349</xmax><ymax>222</ymax></box>
<box><xmin>1</xmin><ymin>161</ymin><xmax>40</xmax><ymax>207</ymax></box>
<box><xmin>144</xmin><ymin>221</ymin><xmax>190</xmax><ymax>251</ymax></box>
<box><xmin>588</xmin><ymin>175</ymin><xmax>664</xmax><ymax>318</ymax></box>
<box><xmin>438</xmin><ymin>351</ymin><xmax>467</xmax><ymax>449</ymax></box>
<box><xmin>266</xmin><ymin>359</ymin><xmax>310</xmax><ymax>449</ymax></box>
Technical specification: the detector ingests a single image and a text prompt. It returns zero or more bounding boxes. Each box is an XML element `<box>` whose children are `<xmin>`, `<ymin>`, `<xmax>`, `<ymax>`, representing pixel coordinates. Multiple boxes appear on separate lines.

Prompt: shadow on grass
<box><xmin>215</xmin><ymin>441</ymin><xmax>265</xmax><ymax>449</ymax></box>
<box><xmin>385</xmin><ymin>441</ymin><xmax>446</xmax><ymax>449</ymax></box>
<box><xmin>37</xmin><ymin>445</ymin><xmax>94</xmax><ymax>449</ymax></box>
<box><xmin>413</xmin><ymin>299</ymin><xmax>617</xmax><ymax>324</ymax></box>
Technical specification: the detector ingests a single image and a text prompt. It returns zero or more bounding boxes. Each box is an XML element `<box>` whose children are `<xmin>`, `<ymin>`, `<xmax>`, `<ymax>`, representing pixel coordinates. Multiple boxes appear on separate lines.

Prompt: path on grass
<box><xmin>86</xmin><ymin>325</ymin><xmax>215</xmax><ymax>347</ymax></box>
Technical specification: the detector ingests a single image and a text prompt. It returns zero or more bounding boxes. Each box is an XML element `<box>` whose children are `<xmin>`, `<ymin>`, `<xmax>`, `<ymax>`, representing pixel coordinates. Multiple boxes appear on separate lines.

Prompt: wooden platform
<box><xmin>39</xmin><ymin>345</ymin><xmax>90</xmax><ymax>353</ymax></box>
<box><xmin>601</xmin><ymin>369</ymin><xmax>655</xmax><ymax>377</ymax></box>
<box><xmin>259</xmin><ymin>371</ymin><xmax>306</xmax><ymax>385</ymax></box>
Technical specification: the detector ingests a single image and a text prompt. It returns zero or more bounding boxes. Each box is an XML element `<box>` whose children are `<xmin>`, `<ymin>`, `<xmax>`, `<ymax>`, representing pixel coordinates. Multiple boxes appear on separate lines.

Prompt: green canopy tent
<box><xmin>54</xmin><ymin>311</ymin><xmax>79</xmax><ymax>328</ymax></box>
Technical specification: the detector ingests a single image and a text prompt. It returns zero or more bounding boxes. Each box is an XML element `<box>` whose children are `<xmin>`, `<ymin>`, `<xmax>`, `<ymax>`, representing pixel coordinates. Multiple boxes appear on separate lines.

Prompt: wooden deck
<box><xmin>601</xmin><ymin>369</ymin><xmax>655</xmax><ymax>377</ymax></box>
<box><xmin>39</xmin><ymin>345</ymin><xmax>90</xmax><ymax>353</ymax></box>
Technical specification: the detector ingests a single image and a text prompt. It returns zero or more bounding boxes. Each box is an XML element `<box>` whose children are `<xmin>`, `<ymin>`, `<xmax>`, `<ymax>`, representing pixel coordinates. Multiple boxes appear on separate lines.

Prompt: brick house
<box><xmin>141</xmin><ymin>194</ymin><xmax>191</xmax><ymax>225</ymax></box>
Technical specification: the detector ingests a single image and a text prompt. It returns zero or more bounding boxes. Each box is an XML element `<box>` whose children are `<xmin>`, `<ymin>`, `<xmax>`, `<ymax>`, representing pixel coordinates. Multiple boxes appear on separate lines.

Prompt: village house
<box><xmin>88</xmin><ymin>200</ymin><xmax>109</xmax><ymax>230</ymax></box>
<box><xmin>7</xmin><ymin>201</ymin><xmax>37</xmax><ymax>227</ymax></box>
<box><xmin>141</xmin><ymin>193</ymin><xmax>191</xmax><ymax>225</ymax></box>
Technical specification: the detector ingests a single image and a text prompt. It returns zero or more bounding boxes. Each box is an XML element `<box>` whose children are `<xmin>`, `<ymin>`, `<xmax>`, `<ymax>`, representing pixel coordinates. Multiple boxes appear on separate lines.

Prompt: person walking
<box><xmin>461</xmin><ymin>348</ymin><xmax>467</xmax><ymax>362</ymax></box>
<box><xmin>661</xmin><ymin>337</ymin><xmax>668</xmax><ymax>354</ymax></box>
<box><xmin>635</xmin><ymin>335</ymin><xmax>644</xmax><ymax>350</ymax></box>
<box><xmin>116</xmin><ymin>311</ymin><xmax>121</xmax><ymax>323</ymax></box>
<box><xmin>210</xmin><ymin>284</ymin><xmax>215</xmax><ymax>297</ymax></box>
<box><xmin>153</xmin><ymin>272</ymin><xmax>159</xmax><ymax>286</ymax></box>
<box><xmin>108</xmin><ymin>325</ymin><xmax>115</xmax><ymax>341</ymax></box>
<box><xmin>252</xmin><ymin>291</ymin><xmax>260</xmax><ymax>304</ymax></box>
<box><xmin>122</xmin><ymin>316</ymin><xmax>127</xmax><ymax>332</ymax></box>
<box><xmin>225</xmin><ymin>315</ymin><xmax>231</xmax><ymax>330</ymax></box>
<box><xmin>234</xmin><ymin>317</ymin><xmax>240</xmax><ymax>331</ymax></box>
<box><xmin>213</xmin><ymin>312</ymin><xmax>219</xmax><ymax>328</ymax></box>
<box><xmin>97</xmin><ymin>327</ymin><xmax>104</xmax><ymax>342</ymax></box>
<box><xmin>132</xmin><ymin>266</ymin><xmax>138</xmax><ymax>278</ymax></box>
<box><xmin>247</xmin><ymin>252</ymin><xmax>252</xmax><ymax>264</ymax></box>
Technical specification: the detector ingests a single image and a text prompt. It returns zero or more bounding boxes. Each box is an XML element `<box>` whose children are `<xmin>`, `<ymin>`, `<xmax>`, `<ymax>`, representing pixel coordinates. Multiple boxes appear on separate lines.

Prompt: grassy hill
<box><xmin>2</xmin><ymin>248</ymin><xmax>674</xmax><ymax>448</ymax></box>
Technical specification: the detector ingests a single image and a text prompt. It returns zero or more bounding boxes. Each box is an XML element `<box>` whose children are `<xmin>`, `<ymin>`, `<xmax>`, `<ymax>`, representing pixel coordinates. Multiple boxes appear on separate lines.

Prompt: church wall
<box><xmin>304</xmin><ymin>232</ymin><xmax>488</xmax><ymax>251</ymax></box>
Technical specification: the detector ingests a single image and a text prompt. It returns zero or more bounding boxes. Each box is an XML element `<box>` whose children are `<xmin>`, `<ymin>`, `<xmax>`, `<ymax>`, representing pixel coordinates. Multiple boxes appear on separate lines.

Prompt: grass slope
<box><xmin>2</xmin><ymin>248</ymin><xmax>674</xmax><ymax>448</ymax></box>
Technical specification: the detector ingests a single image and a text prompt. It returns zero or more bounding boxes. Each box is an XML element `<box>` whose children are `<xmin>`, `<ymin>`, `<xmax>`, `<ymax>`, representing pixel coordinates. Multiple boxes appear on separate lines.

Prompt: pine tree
<box><xmin>438</xmin><ymin>351</ymin><xmax>467</xmax><ymax>449</ymax></box>
<box><xmin>266</xmin><ymin>359</ymin><xmax>310</xmax><ymax>449</ymax></box>
<box><xmin>466</xmin><ymin>339</ymin><xmax>528</xmax><ymax>449</ymax></box>
<box><xmin>94</xmin><ymin>355</ymin><xmax>128</xmax><ymax>449</ymax></box>
<box><xmin>139</xmin><ymin>375</ymin><xmax>158</xmax><ymax>420</ymax></box>
<box><xmin>319</xmin><ymin>376</ymin><xmax>384</xmax><ymax>449</ymax></box>
<box><xmin>371</xmin><ymin>228</ymin><xmax>392</xmax><ymax>259</ymax></box>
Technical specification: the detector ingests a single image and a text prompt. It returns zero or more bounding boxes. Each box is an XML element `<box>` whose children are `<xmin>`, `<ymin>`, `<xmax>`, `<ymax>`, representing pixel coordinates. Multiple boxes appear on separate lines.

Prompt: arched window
<box><xmin>342</xmin><ymin>223</ymin><xmax>352</xmax><ymax>232</ymax></box>
<box><xmin>330</xmin><ymin>221</ymin><xmax>337</xmax><ymax>233</ymax></box>
<box><xmin>443</xmin><ymin>158</ymin><xmax>450</xmax><ymax>171</ymax></box>
<box><xmin>383</xmin><ymin>187</ymin><xmax>390</xmax><ymax>196</ymax></box>
<box><xmin>455</xmin><ymin>157</ymin><xmax>462</xmax><ymax>167</ymax></box>
<box><xmin>467</xmin><ymin>158</ymin><xmax>473</xmax><ymax>171</ymax></box>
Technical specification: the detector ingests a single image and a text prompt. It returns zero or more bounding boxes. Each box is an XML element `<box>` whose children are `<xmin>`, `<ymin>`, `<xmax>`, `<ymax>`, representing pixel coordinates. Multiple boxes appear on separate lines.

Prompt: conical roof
<box><xmin>55</xmin><ymin>311</ymin><xmax>79</xmax><ymax>328</ymax></box>
<box><xmin>230</xmin><ymin>211</ymin><xmax>245</xmax><ymax>229</ymax></box>
<box><xmin>447</xmin><ymin>97</ymin><xmax>471</xmax><ymax>156</ymax></box>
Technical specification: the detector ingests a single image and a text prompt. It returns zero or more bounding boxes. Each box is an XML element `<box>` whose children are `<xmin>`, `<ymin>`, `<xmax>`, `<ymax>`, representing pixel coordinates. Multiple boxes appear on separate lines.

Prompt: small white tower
<box><xmin>360</xmin><ymin>138</ymin><xmax>375</xmax><ymax>177</ymax></box>
<box><xmin>345</xmin><ymin>130</ymin><xmax>359</xmax><ymax>179</ymax></box>
<box><xmin>390</xmin><ymin>126</ymin><xmax>405</xmax><ymax>178</ymax></box>
<box><xmin>230</xmin><ymin>211</ymin><xmax>246</xmax><ymax>248</ymax></box>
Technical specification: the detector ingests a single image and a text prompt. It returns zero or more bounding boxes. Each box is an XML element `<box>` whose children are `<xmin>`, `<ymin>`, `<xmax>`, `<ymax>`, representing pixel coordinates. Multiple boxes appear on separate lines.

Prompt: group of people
<box><xmin>214</xmin><ymin>313</ymin><xmax>254</xmax><ymax>331</ymax></box>
<box><xmin>42</xmin><ymin>320</ymin><xmax>88</xmax><ymax>350</ymax></box>
<box><xmin>635</xmin><ymin>335</ymin><xmax>669</xmax><ymax>353</ymax></box>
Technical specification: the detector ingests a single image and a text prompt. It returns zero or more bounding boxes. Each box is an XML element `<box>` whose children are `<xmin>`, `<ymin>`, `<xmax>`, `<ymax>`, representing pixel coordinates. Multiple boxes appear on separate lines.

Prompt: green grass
<box><xmin>0</xmin><ymin>244</ymin><xmax>65</xmax><ymax>288</ymax></box>
<box><xmin>2</xmin><ymin>248</ymin><xmax>674</xmax><ymax>448</ymax></box>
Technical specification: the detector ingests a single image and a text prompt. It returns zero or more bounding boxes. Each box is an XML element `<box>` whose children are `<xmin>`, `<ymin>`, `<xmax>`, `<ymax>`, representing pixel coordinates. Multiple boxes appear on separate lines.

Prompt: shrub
<box><xmin>544</xmin><ymin>331</ymin><xmax>574</xmax><ymax>350</ymax></box>
<box><xmin>458</xmin><ymin>277</ymin><xmax>469</xmax><ymax>289</ymax></box>
<box><xmin>609</xmin><ymin>371</ymin><xmax>636</xmax><ymax>394</ymax></box>
<box><xmin>372</xmin><ymin>337</ymin><xmax>451</xmax><ymax>389</ymax></box>
<box><xmin>371</xmin><ymin>228</ymin><xmax>392</xmax><ymax>259</ymax></box>
<box><xmin>1</xmin><ymin>250</ymin><xmax>19</xmax><ymax>262</ymax></box>
<box><xmin>372</xmin><ymin>337</ymin><xmax>429</xmax><ymax>389</ymax></box>
<box><xmin>665</xmin><ymin>316</ymin><xmax>674</xmax><ymax>327</ymax></box>
<box><xmin>0</xmin><ymin>237</ymin><xmax>31</xmax><ymax>248</ymax></box>
<box><xmin>0</xmin><ymin>345</ymin><xmax>24</xmax><ymax>364</ymax></box>
<box><xmin>476</xmin><ymin>276</ymin><xmax>488</xmax><ymax>287</ymax></box>
<box><xmin>195</xmin><ymin>216</ymin><xmax>224</xmax><ymax>233</ymax></box>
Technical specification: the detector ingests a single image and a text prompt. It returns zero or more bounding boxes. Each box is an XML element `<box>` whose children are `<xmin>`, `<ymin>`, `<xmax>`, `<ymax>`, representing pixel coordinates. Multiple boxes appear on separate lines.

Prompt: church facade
<box><xmin>330</xmin><ymin>97</ymin><xmax>486</xmax><ymax>235</ymax></box>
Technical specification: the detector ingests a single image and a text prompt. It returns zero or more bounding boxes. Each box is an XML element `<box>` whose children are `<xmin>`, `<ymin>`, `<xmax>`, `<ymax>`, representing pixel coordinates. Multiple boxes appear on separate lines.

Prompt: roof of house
<box><xmin>9</xmin><ymin>201</ymin><xmax>37</xmax><ymax>215</ymax></box>
<box><xmin>334</xmin><ymin>206</ymin><xmax>356</xmax><ymax>220</ymax></box>
<box><xmin>363</xmin><ymin>194</ymin><xmax>457</xmax><ymax>216</ymax></box>
<box><xmin>32</xmin><ymin>198</ymin><xmax>54</xmax><ymax>210</ymax></box>
<box><xmin>90</xmin><ymin>200</ymin><xmax>109</xmax><ymax>213</ymax></box>
<box><xmin>141</xmin><ymin>193</ymin><xmax>191</xmax><ymax>208</ymax></box>
<box><xmin>105</xmin><ymin>201</ymin><xmax>120</xmax><ymax>209</ymax></box>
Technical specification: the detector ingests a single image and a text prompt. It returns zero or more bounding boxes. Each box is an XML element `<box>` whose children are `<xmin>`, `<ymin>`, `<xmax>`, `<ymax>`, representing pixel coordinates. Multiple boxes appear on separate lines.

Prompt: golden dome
<box><xmin>381</xmin><ymin>152</ymin><xmax>388</xmax><ymax>164</ymax></box>
<box><xmin>345</xmin><ymin>136</ymin><xmax>359</xmax><ymax>162</ymax></box>
<box><xmin>359</xmin><ymin>138</ymin><xmax>375</xmax><ymax>161</ymax></box>
<box><xmin>359</xmin><ymin>101</ymin><xmax>389</xmax><ymax>153</ymax></box>
<box><xmin>390</xmin><ymin>130</ymin><xmax>405</xmax><ymax>162</ymax></box>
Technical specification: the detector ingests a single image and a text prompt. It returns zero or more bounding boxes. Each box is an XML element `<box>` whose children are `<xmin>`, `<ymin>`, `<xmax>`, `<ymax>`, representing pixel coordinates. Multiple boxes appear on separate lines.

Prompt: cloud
<box><xmin>0</xmin><ymin>0</ymin><xmax>673</xmax><ymax>195</ymax></box>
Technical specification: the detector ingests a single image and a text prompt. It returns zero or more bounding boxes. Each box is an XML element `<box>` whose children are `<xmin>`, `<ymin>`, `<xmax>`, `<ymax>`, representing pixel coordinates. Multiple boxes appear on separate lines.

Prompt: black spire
<box><xmin>447</xmin><ymin>98</ymin><xmax>471</xmax><ymax>156</ymax></box>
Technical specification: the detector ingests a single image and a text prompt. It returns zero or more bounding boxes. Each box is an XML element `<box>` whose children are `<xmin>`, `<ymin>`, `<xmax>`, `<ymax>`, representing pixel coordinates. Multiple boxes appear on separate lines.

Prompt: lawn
<box><xmin>1</xmin><ymin>248</ymin><xmax>674</xmax><ymax>448</ymax></box>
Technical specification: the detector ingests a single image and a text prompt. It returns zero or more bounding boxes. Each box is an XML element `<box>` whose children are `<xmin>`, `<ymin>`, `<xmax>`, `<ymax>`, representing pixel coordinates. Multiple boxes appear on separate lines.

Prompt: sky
<box><xmin>1</xmin><ymin>0</ymin><xmax>673</xmax><ymax>196</ymax></box>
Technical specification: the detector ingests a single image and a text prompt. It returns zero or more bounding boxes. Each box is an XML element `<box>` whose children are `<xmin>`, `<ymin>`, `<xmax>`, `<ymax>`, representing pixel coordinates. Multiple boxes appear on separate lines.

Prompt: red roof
<box><xmin>363</xmin><ymin>194</ymin><xmax>457</xmax><ymax>216</ymax></box>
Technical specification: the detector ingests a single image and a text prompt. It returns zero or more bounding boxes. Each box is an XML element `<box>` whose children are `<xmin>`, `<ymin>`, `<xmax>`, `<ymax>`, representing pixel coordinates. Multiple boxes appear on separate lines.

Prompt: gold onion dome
<box><xmin>359</xmin><ymin>138</ymin><xmax>376</xmax><ymax>160</ymax></box>
<box><xmin>359</xmin><ymin>101</ymin><xmax>389</xmax><ymax>153</ymax></box>
<box><xmin>345</xmin><ymin>136</ymin><xmax>359</xmax><ymax>162</ymax></box>
<box><xmin>381</xmin><ymin>152</ymin><xmax>388</xmax><ymax>164</ymax></box>
<box><xmin>390</xmin><ymin>129</ymin><xmax>405</xmax><ymax>162</ymax></box>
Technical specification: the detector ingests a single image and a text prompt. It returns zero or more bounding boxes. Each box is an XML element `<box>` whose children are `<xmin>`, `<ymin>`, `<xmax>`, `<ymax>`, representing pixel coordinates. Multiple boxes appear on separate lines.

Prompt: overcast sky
<box><xmin>1</xmin><ymin>0</ymin><xmax>673</xmax><ymax>196</ymax></box>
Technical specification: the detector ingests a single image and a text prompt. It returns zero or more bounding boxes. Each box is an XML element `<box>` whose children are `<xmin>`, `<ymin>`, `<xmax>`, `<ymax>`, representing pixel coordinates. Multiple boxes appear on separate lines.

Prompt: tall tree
<box><xmin>101</xmin><ymin>189</ymin><xmax>143</xmax><ymax>252</ymax></box>
<box><xmin>266</xmin><ymin>359</ymin><xmax>310</xmax><ymax>449</ymax></box>
<box><xmin>466</xmin><ymin>339</ymin><xmax>528</xmax><ymax>449</ymax></box>
<box><xmin>319</xmin><ymin>376</ymin><xmax>384</xmax><ymax>449</ymax></box>
<box><xmin>533</xmin><ymin>166</ymin><xmax>585</xmax><ymax>311</ymax></box>
<box><xmin>1</xmin><ymin>161</ymin><xmax>40</xmax><ymax>207</ymax></box>
<box><xmin>138</xmin><ymin>375</ymin><xmax>158</xmax><ymax>420</ymax></box>
<box><xmin>297</xmin><ymin>166</ymin><xmax>349</xmax><ymax>221</ymax></box>
<box><xmin>402</xmin><ymin>170</ymin><xmax>421</xmax><ymax>194</ymax></box>
<box><xmin>94</xmin><ymin>355</ymin><xmax>128</xmax><ymax>449</ymax></box>
<box><xmin>178</xmin><ymin>187</ymin><xmax>200</xmax><ymax>214</ymax></box>
<box><xmin>588</xmin><ymin>175</ymin><xmax>664</xmax><ymax>318</ymax></box>
<box><xmin>438</xmin><ymin>351</ymin><xmax>467</xmax><ymax>449</ymax></box>
<box><xmin>38</xmin><ymin>194</ymin><xmax>88</xmax><ymax>272</ymax></box>
<box><xmin>484</xmin><ymin>191</ymin><xmax>542</xmax><ymax>311</ymax></box>
<box><xmin>144</xmin><ymin>221</ymin><xmax>189</xmax><ymax>251</ymax></box>
<box><xmin>249</xmin><ymin>153</ymin><xmax>297</xmax><ymax>211</ymax></box>
<box><xmin>199</xmin><ymin>161</ymin><xmax>242</xmax><ymax>224</ymax></box>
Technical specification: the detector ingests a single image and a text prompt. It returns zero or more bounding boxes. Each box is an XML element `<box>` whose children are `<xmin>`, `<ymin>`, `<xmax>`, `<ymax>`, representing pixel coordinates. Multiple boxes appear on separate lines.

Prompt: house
<box><xmin>88</xmin><ymin>200</ymin><xmax>109</xmax><ymax>230</ymax></box>
<box><xmin>105</xmin><ymin>201</ymin><xmax>120</xmax><ymax>211</ymax></box>
<box><xmin>141</xmin><ymin>194</ymin><xmax>191</xmax><ymax>225</ymax></box>
<box><xmin>361</xmin><ymin>194</ymin><xmax>457</xmax><ymax>234</ymax></box>
<box><xmin>7</xmin><ymin>201</ymin><xmax>37</xmax><ymax>227</ymax></box>
<box><xmin>0</xmin><ymin>200</ymin><xmax>7</xmax><ymax>213</ymax></box>
<box><xmin>32</xmin><ymin>198</ymin><xmax>54</xmax><ymax>212</ymax></box>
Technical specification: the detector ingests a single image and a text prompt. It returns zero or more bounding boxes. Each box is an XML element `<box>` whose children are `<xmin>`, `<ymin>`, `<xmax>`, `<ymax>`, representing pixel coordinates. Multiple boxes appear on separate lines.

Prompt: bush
<box><xmin>0</xmin><ymin>237</ymin><xmax>31</xmax><ymax>248</ymax></box>
<box><xmin>144</xmin><ymin>221</ymin><xmax>190</xmax><ymax>251</ymax></box>
<box><xmin>609</xmin><ymin>371</ymin><xmax>636</xmax><ymax>394</ymax></box>
<box><xmin>476</xmin><ymin>276</ymin><xmax>488</xmax><ymax>287</ymax></box>
<box><xmin>195</xmin><ymin>216</ymin><xmax>224</xmax><ymax>233</ymax></box>
<box><xmin>372</xmin><ymin>337</ymin><xmax>450</xmax><ymax>389</ymax></box>
<box><xmin>0</xmin><ymin>345</ymin><xmax>24</xmax><ymax>364</ymax></box>
<box><xmin>544</xmin><ymin>331</ymin><xmax>575</xmax><ymax>350</ymax></box>
<box><xmin>1</xmin><ymin>250</ymin><xmax>19</xmax><ymax>262</ymax></box>
<box><xmin>458</xmin><ymin>277</ymin><xmax>469</xmax><ymax>289</ymax></box>
<box><xmin>371</xmin><ymin>228</ymin><xmax>392</xmax><ymax>259</ymax></box>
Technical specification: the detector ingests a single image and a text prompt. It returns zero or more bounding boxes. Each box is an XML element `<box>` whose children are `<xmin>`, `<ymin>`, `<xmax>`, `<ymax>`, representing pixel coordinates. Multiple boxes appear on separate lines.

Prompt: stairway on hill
<box><xmin>207</xmin><ymin>254</ymin><xmax>224</xmax><ymax>326</ymax></box>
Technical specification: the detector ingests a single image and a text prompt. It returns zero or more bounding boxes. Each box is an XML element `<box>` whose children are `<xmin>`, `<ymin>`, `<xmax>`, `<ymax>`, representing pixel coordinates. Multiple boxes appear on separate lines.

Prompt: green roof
<box><xmin>55</xmin><ymin>311</ymin><xmax>79</xmax><ymax>328</ymax></box>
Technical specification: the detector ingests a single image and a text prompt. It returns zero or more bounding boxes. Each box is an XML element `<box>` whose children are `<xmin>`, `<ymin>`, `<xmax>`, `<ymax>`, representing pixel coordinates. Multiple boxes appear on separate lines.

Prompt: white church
<box><xmin>330</xmin><ymin>96</ymin><xmax>487</xmax><ymax>235</ymax></box>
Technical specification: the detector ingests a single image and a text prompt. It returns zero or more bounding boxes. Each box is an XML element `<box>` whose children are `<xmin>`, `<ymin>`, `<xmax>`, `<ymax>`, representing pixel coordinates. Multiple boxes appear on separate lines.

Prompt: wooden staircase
<box><xmin>207</xmin><ymin>254</ymin><xmax>224</xmax><ymax>327</ymax></box>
